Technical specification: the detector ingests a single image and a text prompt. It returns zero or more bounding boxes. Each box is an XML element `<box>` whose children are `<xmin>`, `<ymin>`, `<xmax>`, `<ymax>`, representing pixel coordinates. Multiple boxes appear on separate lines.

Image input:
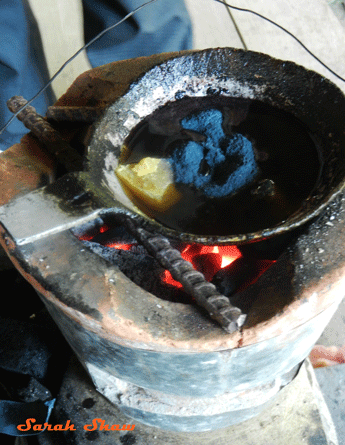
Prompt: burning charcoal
<box><xmin>72</xmin><ymin>217</ymin><xmax>110</xmax><ymax>242</ymax></box>
<box><xmin>192</xmin><ymin>252</ymin><xmax>222</xmax><ymax>282</ymax></box>
<box><xmin>181</xmin><ymin>243</ymin><xmax>204</xmax><ymax>257</ymax></box>
<box><xmin>81</xmin><ymin>240</ymin><xmax>192</xmax><ymax>304</ymax></box>
<box><xmin>212</xmin><ymin>255</ymin><xmax>275</xmax><ymax>310</ymax></box>
<box><xmin>92</xmin><ymin>226</ymin><xmax>135</xmax><ymax>245</ymax></box>
<box><xmin>211</xmin><ymin>256</ymin><xmax>255</xmax><ymax>297</ymax></box>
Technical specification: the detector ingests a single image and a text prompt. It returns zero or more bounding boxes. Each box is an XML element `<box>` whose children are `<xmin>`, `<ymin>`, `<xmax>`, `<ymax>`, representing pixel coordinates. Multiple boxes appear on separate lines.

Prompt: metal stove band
<box><xmin>1</xmin><ymin>164</ymin><xmax>345</xmax><ymax>431</ymax></box>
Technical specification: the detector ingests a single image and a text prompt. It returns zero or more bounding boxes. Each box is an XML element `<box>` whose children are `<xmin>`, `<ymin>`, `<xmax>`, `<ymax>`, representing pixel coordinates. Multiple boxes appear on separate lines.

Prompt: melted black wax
<box><xmin>120</xmin><ymin>98</ymin><xmax>321</xmax><ymax>236</ymax></box>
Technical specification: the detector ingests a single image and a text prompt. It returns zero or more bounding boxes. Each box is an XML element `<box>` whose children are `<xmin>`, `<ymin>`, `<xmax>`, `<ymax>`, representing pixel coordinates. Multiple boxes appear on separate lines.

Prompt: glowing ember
<box><xmin>99</xmin><ymin>225</ymin><xmax>110</xmax><ymax>233</ymax></box>
<box><xmin>105</xmin><ymin>242</ymin><xmax>133</xmax><ymax>251</ymax></box>
<box><xmin>76</xmin><ymin>225</ymin><xmax>273</xmax><ymax>295</ymax></box>
<box><xmin>78</xmin><ymin>233</ymin><xmax>94</xmax><ymax>241</ymax></box>
<box><xmin>162</xmin><ymin>270</ymin><xmax>183</xmax><ymax>288</ymax></box>
<box><xmin>98</xmin><ymin>238</ymin><xmax>242</xmax><ymax>286</ymax></box>
<box><xmin>176</xmin><ymin>244</ymin><xmax>242</xmax><ymax>283</ymax></box>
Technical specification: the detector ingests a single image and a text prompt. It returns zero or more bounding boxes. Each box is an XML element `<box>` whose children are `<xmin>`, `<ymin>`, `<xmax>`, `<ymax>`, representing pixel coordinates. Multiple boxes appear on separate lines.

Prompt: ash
<box><xmin>80</xmin><ymin>231</ymin><xmax>190</xmax><ymax>304</ymax></box>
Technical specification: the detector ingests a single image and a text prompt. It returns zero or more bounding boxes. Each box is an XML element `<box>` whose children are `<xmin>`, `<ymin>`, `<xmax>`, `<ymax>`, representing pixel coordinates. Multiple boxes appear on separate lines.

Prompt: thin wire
<box><xmin>0</xmin><ymin>0</ymin><xmax>159</xmax><ymax>137</ymax></box>
<box><xmin>0</xmin><ymin>0</ymin><xmax>344</xmax><ymax>138</ymax></box>
<box><xmin>217</xmin><ymin>0</ymin><xmax>345</xmax><ymax>83</ymax></box>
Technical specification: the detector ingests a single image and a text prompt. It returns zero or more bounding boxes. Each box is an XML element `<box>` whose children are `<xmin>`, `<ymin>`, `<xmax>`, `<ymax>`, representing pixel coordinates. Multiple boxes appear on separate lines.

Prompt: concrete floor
<box><xmin>318</xmin><ymin>298</ymin><xmax>345</xmax><ymax>347</ymax></box>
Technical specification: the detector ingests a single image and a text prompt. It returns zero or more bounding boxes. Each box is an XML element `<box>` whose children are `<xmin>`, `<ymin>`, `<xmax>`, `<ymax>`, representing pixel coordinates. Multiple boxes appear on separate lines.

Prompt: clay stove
<box><xmin>1</xmin><ymin>48</ymin><xmax>345</xmax><ymax>434</ymax></box>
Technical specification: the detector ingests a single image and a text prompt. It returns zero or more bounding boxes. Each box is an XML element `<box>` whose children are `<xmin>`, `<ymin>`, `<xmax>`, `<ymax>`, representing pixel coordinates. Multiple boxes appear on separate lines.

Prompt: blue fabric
<box><xmin>0</xmin><ymin>0</ymin><xmax>193</xmax><ymax>151</ymax></box>
<box><xmin>83</xmin><ymin>0</ymin><xmax>192</xmax><ymax>65</ymax></box>
<box><xmin>0</xmin><ymin>0</ymin><xmax>53</xmax><ymax>151</ymax></box>
<box><xmin>0</xmin><ymin>399</ymin><xmax>55</xmax><ymax>436</ymax></box>
<box><xmin>170</xmin><ymin>109</ymin><xmax>259</xmax><ymax>198</ymax></box>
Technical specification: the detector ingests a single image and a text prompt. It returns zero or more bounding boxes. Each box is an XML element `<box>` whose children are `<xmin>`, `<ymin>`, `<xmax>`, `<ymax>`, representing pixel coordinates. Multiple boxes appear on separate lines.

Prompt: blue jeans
<box><xmin>0</xmin><ymin>0</ymin><xmax>192</xmax><ymax>151</ymax></box>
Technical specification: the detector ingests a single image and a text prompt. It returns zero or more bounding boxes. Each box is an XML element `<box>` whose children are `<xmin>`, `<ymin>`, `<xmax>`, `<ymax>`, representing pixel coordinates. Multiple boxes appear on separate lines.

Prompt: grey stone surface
<box><xmin>317</xmin><ymin>296</ymin><xmax>345</xmax><ymax>347</ymax></box>
<box><xmin>315</xmin><ymin>363</ymin><xmax>345</xmax><ymax>445</ymax></box>
<box><xmin>37</xmin><ymin>357</ymin><xmax>338</xmax><ymax>445</ymax></box>
<box><xmin>328</xmin><ymin>1</ymin><xmax>345</xmax><ymax>27</ymax></box>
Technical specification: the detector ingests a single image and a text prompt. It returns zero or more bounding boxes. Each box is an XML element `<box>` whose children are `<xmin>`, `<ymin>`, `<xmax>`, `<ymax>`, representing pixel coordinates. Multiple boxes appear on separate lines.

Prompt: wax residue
<box><xmin>115</xmin><ymin>98</ymin><xmax>321</xmax><ymax>235</ymax></box>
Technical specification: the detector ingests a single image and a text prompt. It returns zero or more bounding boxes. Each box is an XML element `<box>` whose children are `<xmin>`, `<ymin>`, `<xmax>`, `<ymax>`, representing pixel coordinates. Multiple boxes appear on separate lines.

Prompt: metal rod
<box><xmin>123</xmin><ymin>217</ymin><xmax>246</xmax><ymax>333</ymax></box>
<box><xmin>7</xmin><ymin>96</ymin><xmax>83</xmax><ymax>172</ymax></box>
<box><xmin>46</xmin><ymin>106</ymin><xmax>105</xmax><ymax>123</ymax></box>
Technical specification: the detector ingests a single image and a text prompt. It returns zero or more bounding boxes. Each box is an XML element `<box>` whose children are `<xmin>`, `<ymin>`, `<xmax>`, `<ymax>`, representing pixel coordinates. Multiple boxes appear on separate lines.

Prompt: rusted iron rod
<box><xmin>122</xmin><ymin>217</ymin><xmax>246</xmax><ymax>333</ymax></box>
<box><xmin>46</xmin><ymin>105</ymin><xmax>105</xmax><ymax>123</ymax></box>
<box><xmin>7</xmin><ymin>96</ymin><xmax>83</xmax><ymax>172</ymax></box>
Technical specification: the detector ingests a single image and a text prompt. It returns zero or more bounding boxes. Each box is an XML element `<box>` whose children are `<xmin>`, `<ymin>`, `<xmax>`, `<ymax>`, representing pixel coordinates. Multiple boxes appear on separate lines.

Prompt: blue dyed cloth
<box><xmin>0</xmin><ymin>0</ymin><xmax>192</xmax><ymax>151</ymax></box>
<box><xmin>170</xmin><ymin>109</ymin><xmax>258</xmax><ymax>198</ymax></box>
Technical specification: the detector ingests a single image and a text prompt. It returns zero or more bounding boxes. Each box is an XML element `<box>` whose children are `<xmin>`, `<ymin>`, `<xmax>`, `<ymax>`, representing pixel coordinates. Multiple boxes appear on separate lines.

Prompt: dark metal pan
<box><xmin>83</xmin><ymin>48</ymin><xmax>345</xmax><ymax>245</ymax></box>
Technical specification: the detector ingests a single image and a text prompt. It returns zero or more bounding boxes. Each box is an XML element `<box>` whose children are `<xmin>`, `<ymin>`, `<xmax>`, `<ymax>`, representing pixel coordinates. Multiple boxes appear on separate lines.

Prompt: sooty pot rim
<box><xmin>86</xmin><ymin>48</ymin><xmax>345</xmax><ymax>245</ymax></box>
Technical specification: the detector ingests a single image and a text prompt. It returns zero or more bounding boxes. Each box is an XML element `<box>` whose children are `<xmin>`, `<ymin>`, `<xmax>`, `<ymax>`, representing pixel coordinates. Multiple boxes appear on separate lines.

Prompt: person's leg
<box><xmin>0</xmin><ymin>0</ymin><xmax>193</xmax><ymax>152</ymax></box>
<box><xmin>0</xmin><ymin>0</ymin><xmax>53</xmax><ymax>151</ymax></box>
<box><xmin>82</xmin><ymin>0</ymin><xmax>193</xmax><ymax>66</ymax></box>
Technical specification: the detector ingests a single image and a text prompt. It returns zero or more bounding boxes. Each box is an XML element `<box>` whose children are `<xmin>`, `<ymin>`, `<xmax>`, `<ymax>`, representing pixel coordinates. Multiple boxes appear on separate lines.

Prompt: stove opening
<box><xmin>73</xmin><ymin>220</ymin><xmax>275</xmax><ymax>305</ymax></box>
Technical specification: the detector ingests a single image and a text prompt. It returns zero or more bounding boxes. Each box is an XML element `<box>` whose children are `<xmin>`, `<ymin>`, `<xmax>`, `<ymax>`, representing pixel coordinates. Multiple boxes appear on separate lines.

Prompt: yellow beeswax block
<box><xmin>115</xmin><ymin>157</ymin><xmax>182</xmax><ymax>212</ymax></box>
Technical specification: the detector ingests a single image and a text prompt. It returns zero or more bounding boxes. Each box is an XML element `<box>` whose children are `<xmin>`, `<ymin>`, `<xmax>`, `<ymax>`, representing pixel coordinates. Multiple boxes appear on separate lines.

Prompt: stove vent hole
<box><xmin>72</xmin><ymin>220</ymin><xmax>275</xmax><ymax>305</ymax></box>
